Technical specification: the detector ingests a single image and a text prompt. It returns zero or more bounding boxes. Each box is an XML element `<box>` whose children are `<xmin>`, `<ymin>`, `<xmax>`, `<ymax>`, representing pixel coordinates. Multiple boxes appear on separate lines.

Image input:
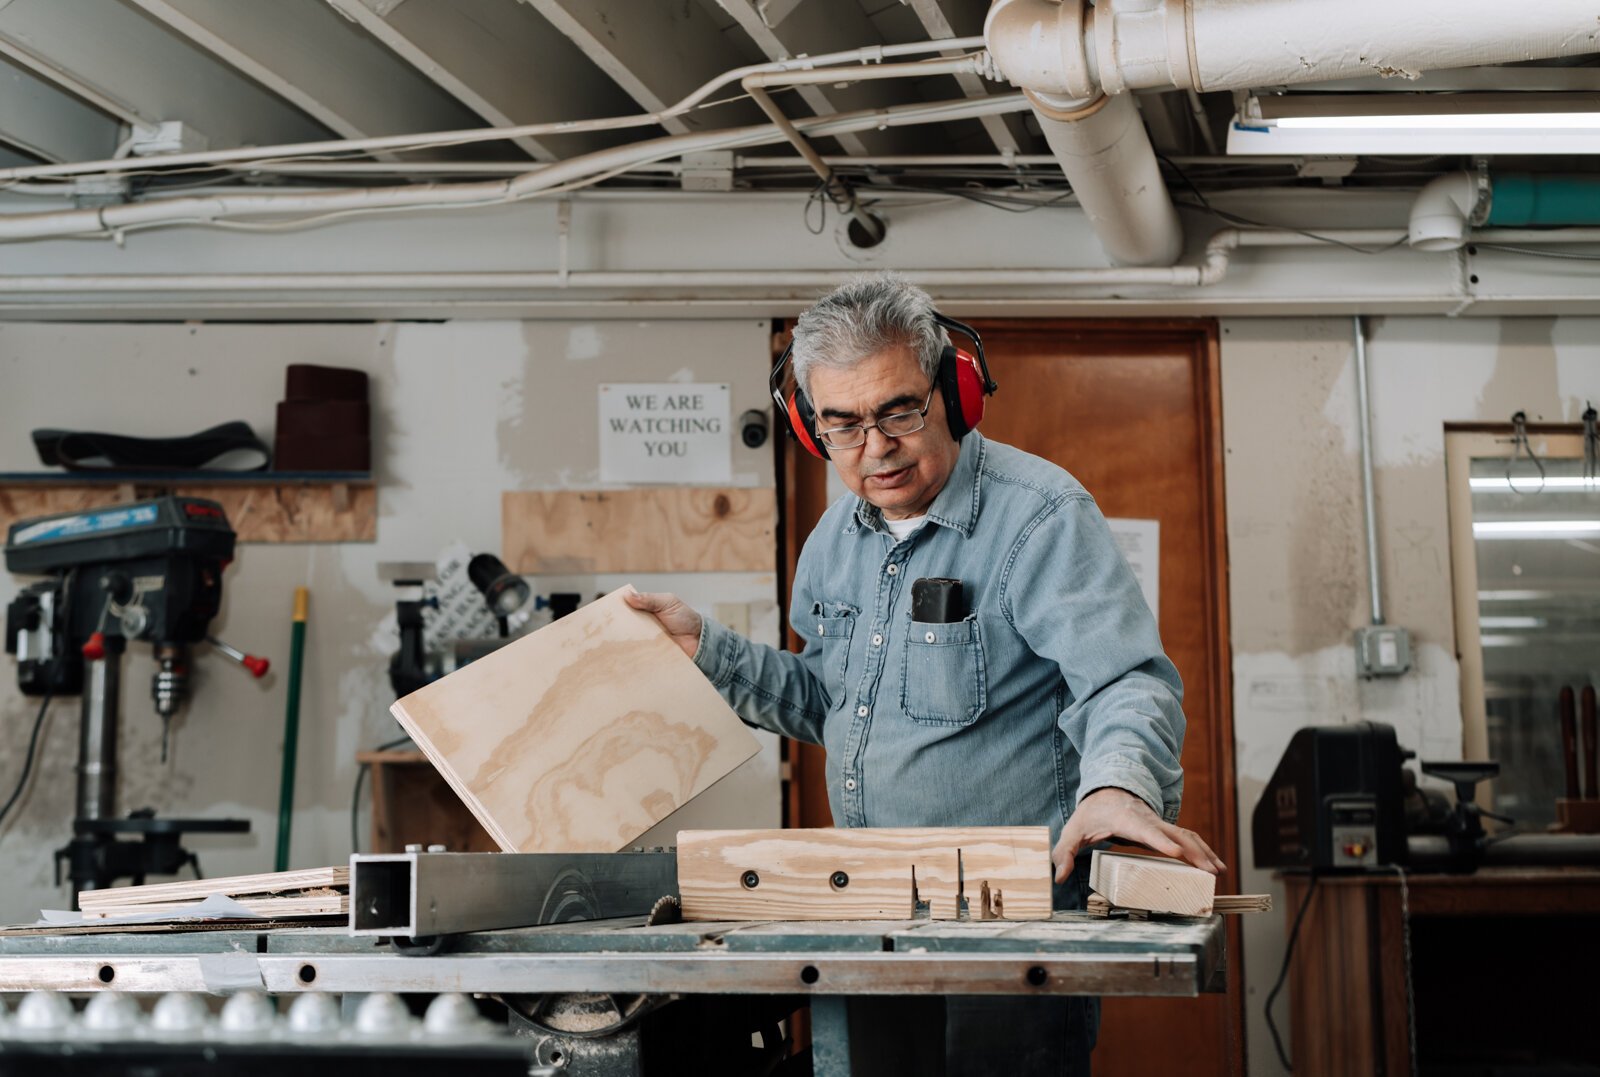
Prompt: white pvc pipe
<box><xmin>986</xmin><ymin>0</ymin><xmax>1600</xmax><ymax>96</ymax></box>
<box><xmin>0</xmin><ymin>95</ymin><xmax>1028</xmax><ymax>241</ymax></box>
<box><xmin>1033</xmin><ymin>93</ymin><xmax>1183</xmax><ymax>266</ymax></box>
<box><xmin>0</xmin><ymin>228</ymin><xmax>1412</xmax><ymax>294</ymax></box>
<box><xmin>1410</xmin><ymin>172</ymin><xmax>1484</xmax><ymax>252</ymax></box>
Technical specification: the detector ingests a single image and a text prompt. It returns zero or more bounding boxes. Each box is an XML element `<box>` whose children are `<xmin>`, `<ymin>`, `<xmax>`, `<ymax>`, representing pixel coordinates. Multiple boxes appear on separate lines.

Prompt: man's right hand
<box><xmin>624</xmin><ymin>587</ymin><xmax>703</xmax><ymax>659</ymax></box>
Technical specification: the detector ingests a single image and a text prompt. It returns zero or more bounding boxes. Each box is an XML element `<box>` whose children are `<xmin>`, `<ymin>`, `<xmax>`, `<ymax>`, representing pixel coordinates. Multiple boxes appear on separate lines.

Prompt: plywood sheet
<box><xmin>390</xmin><ymin>587</ymin><xmax>761</xmax><ymax>853</ymax></box>
<box><xmin>677</xmin><ymin>827</ymin><xmax>1053</xmax><ymax>921</ymax></box>
<box><xmin>502</xmin><ymin>487</ymin><xmax>776</xmax><ymax>573</ymax></box>
<box><xmin>1089</xmin><ymin>850</ymin><xmax>1216</xmax><ymax>916</ymax></box>
<box><xmin>79</xmin><ymin>894</ymin><xmax>347</xmax><ymax>920</ymax></box>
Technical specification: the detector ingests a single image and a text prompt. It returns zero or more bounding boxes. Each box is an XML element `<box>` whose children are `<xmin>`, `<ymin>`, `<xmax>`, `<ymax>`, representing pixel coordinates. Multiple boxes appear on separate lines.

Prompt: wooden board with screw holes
<box><xmin>677</xmin><ymin>827</ymin><xmax>1053</xmax><ymax>921</ymax></box>
<box><xmin>501</xmin><ymin>488</ymin><xmax>776</xmax><ymax>574</ymax></box>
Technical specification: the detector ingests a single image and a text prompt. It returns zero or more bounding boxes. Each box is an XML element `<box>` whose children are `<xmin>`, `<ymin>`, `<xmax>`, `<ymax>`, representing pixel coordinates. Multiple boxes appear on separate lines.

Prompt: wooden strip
<box><xmin>0</xmin><ymin>483</ymin><xmax>374</xmax><ymax>544</ymax></box>
<box><xmin>501</xmin><ymin>488</ymin><xmax>776</xmax><ymax>573</ymax></box>
<box><xmin>391</xmin><ymin>587</ymin><xmax>761</xmax><ymax>854</ymax></box>
<box><xmin>1089</xmin><ymin>851</ymin><xmax>1217</xmax><ymax>916</ymax></box>
<box><xmin>1085</xmin><ymin>893</ymin><xmax>1270</xmax><ymax>917</ymax></box>
<box><xmin>78</xmin><ymin>894</ymin><xmax>347</xmax><ymax>920</ymax></box>
<box><xmin>77</xmin><ymin>867</ymin><xmax>348</xmax><ymax>909</ymax></box>
<box><xmin>677</xmin><ymin>827</ymin><xmax>1052</xmax><ymax>922</ymax></box>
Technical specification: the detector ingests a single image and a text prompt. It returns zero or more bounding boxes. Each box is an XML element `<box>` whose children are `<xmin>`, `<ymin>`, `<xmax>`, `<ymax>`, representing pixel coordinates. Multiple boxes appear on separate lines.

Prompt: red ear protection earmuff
<box><xmin>769</xmin><ymin>313</ymin><xmax>997</xmax><ymax>460</ymax></box>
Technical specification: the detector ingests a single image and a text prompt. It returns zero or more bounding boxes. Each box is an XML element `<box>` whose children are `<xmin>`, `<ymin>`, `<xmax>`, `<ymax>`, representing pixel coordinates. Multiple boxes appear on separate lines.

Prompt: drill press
<box><xmin>4</xmin><ymin>495</ymin><xmax>265</xmax><ymax>899</ymax></box>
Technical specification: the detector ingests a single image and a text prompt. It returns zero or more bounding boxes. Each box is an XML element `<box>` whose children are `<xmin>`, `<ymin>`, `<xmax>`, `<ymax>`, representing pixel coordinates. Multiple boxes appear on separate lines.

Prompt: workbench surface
<box><xmin>0</xmin><ymin>913</ymin><xmax>1226</xmax><ymax>998</ymax></box>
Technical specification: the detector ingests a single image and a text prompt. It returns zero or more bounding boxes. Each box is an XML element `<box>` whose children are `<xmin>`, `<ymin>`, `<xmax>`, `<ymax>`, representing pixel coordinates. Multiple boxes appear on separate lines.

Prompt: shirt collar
<box><xmin>845</xmin><ymin>432</ymin><xmax>985</xmax><ymax>538</ymax></box>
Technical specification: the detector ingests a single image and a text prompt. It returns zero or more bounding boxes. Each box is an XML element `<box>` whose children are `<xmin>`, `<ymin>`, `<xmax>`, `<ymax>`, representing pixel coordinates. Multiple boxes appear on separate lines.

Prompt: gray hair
<box><xmin>791</xmin><ymin>272</ymin><xmax>948</xmax><ymax>399</ymax></box>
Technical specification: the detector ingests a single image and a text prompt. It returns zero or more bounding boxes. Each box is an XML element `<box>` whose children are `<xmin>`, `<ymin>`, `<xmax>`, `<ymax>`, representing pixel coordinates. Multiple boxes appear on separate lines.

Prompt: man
<box><xmin>627</xmin><ymin>272</ymin><xmax>1220</xmax><ymax>1072</ymax></box>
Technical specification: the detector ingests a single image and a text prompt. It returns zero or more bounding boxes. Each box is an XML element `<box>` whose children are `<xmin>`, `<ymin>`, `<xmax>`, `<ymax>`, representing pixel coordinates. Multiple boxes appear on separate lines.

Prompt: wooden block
<box><xmin>1089</xmin><ymin>850</ymin><xmax>1216</xmax><ymax>916</ymax></box>
<box><xmin>502</xmin><ymin>488</ymin><xmax>776</xmax><ymax>574</ymax></box>
<box><xmin>390</xmin><ymin>587</ymin><xmax>761</xmax><ymax>854</ymax></box>
<box><xmin>677</xmin><ymin>827</ymin><xmax>1053</xmax><ymax>922</ymax></box>
<box><xmin>77</xmin><ymin>867</ymin><xmax>348</xmax><ymax>909</ymax></box>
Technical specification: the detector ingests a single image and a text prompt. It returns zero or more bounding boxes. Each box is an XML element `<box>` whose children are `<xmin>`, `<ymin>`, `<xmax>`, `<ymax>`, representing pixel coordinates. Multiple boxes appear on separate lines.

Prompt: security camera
<box><xmin>739</xmin><ymin>408</ymin><xmax>771</xmax><ymax>449</ymax></box>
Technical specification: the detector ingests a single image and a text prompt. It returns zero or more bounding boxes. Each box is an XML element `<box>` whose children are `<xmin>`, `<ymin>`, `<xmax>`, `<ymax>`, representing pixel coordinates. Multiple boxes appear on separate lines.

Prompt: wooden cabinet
<box><xmin>1282</xmin><ymin>869</ymin><xmax>1600</xmax><ymax>1076</ymax></box>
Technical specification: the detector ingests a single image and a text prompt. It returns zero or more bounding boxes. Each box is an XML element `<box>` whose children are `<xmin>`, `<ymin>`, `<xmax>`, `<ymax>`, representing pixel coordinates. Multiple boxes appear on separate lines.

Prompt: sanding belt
<box><xmin>32</xmin><ymin>421</ymin><xmax>271</xmax><ymax>472</ymax></box>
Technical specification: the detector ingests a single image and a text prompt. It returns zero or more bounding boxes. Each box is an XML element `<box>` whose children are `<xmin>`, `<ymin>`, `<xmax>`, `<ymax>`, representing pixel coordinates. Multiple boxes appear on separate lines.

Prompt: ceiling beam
<box><xmin>323</xmin><ymin>0</ymin><xmax>642</xmax><ymax>161</ymax></box>
<box><xmin>901</xmin><ymin>0</ymin><xmax>1025</xmax><ymax>155</ymax></box>
<box><xmin>714</xmin><ymin>0</ymin><xmax>932</xmax><ymax>156</ymax></box>
<box><xmin>0</xmin><ymin>0</ymin><xmax>328</xmax><ymax>152</ymax></box>
<box><xmin>123</xmin><ymin>0</ymin><xmax>484</xmax><ymax>147</ymax></box>
<box><xmin>0</xmin><ymin>54</ymin><xmax>122</xmax><ymax>163</ymax></box>
<box><xmin>517</xmin><ymin>0</ymin><xmax>765</xmax><ymax>136</ymax></box>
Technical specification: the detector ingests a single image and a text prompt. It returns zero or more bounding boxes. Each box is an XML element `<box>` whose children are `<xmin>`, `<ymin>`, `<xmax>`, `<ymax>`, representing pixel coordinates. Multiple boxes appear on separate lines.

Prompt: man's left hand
<box><xmin>1052</xmin><ymin>787</ymin><xmax>1225</xmax><ymax>883</ymax></box>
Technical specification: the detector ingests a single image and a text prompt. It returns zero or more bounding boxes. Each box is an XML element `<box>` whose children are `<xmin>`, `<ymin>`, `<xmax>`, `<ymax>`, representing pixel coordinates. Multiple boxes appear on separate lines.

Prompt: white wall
<box><xmin>0</xmin><ymin>319</ymin><xmax>781</xmax><ymax>921</ymax></box>
<box><xmin>1221</xmin><ymin>315</ymin><xmax>1599</xmax><ymax>1076</ymax></box>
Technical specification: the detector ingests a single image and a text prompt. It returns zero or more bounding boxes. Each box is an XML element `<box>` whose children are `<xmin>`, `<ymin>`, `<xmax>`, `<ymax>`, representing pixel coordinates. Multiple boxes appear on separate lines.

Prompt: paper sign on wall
<box><xmin>599</xmin><ymin>383</ymin><xmax>731</xmax><ymax>484</ymax></box>
<box><xmin>1106</xmin><ymin>517</ymin><xmax>1160</xmax><ymax>618</ymax></box>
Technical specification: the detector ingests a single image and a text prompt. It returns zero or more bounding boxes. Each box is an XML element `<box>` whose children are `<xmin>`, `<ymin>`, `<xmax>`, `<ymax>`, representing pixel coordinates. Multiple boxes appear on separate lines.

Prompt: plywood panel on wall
<box><xmin>390</xmin><ymin>587</ymin><xmax>762</xmax><ymax>853</ymax></box>
<box><xmin>503</xmin><ymin>487</ymin><xmax>775</xmax><ymax>574</ymax></box>
<box><xmin>0</xmin><ymin>483</ymin><xmax>375</xmax><ymax>543</ymax></box>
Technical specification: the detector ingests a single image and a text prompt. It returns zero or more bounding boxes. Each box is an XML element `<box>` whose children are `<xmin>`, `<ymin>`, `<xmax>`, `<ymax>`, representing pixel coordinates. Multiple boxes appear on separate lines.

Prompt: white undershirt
<box><xmin>882</xmin><ymin>513</ymin><xmax>927</xmax><ymax>542</ymax></box>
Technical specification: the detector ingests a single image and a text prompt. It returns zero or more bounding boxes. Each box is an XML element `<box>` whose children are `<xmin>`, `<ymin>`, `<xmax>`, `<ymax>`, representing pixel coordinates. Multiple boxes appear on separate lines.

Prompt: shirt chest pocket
<box><xmin>900</xmin><ymin>616</ymin><xmax>987</xmax><ymax>726</ymax></box>
<box><xmin>811</xmin><ymin>601</ymin><xmax>858</xmax><ymax>708</ymax></box>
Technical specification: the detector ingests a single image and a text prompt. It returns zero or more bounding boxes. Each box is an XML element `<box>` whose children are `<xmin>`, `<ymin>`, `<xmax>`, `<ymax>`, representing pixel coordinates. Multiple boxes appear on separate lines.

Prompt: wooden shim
<box><xmin>0</xmin><ymin>484</ymin><xmax>374</xmax><ymax>544</ymax></box>
<box><xmin>391</xmin><ymin>587</ymin><xmax>761</xmax><ymax>854</ymax></box>
<box><xmin>78</xmin><ymin>893</ymin><xmax>347</xmax><ymax>920</ymax></box>
<box><xmin>677</xmin><ymin>827</ymin><xmax>1053</xmax><ymax>922</ymax></box>
<box><xmin>77</xmin><ymin>867</ymin><xmax>348</xmax><ymax>910</ymax></box>
<box><xmin>1089</xmin><ymin>850</ymin><xmax>1217</xmax><ymax>916</ymax></box>
<box><xmin>502</xmin><ymin>488</ymin><xmax>776</xmax><ymax>574</ymax></box>
<box><xmin>1086</xmin><ymin>892</ymin><xmax>1270</xmax><ymax>917</ymax></box>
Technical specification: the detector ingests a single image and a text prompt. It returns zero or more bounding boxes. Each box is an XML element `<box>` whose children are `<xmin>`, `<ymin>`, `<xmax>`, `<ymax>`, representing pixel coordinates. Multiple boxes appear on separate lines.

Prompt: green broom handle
<box><xmin>275</xmin><ymin>587</ymin><xmax>309</xmax><ymax>872</ymax></box>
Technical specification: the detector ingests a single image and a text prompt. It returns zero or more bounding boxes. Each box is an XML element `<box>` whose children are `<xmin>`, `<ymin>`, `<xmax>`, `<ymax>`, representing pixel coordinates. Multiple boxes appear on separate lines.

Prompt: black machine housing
<box><xmin>1252</xmin><ymin>721</ymin><xmax>1410</xmax><ymax>871</ymax></box>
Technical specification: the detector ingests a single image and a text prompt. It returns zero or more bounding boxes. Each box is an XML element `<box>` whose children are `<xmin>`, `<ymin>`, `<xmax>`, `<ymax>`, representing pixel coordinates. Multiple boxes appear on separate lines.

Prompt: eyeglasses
<box><xmin>815</xmin><ymin>383</ymin><xmax>936</xmax><ymax>450</ymax></box>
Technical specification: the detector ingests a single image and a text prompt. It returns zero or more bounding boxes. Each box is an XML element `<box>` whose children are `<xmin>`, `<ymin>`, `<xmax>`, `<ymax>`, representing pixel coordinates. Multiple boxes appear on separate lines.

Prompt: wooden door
<box><xmin>774</xmin><ymin>319</ymin><xmax>1240</xmax><ymax>1075</ymax></box>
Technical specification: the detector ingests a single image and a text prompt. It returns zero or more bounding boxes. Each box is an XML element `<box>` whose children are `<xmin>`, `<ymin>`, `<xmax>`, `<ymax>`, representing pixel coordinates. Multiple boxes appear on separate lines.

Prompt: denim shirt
<box><xmin>693</xmin><ymin>431</ymin><xmax>1186</xmax><ymax>844</ymax></box>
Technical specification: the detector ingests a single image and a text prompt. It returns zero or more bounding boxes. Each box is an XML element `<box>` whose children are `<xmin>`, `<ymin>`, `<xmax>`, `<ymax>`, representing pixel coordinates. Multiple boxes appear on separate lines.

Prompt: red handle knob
<box><xmin>242</xmin><ymin>655</ymin><xmax>270</xmax><ymax>679</ymax></box>
<box><xmin>82</xmin><ymin>631</ymin><xmax>106</xmax><ymax>661</ymax></box>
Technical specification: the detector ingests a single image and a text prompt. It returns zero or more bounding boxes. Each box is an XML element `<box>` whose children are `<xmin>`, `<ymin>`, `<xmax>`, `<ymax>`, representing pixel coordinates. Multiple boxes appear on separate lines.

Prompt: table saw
<box><xmin>0</xmin><ymin>907</ymin><xmax>1225</xmax><ymax>1075</ymax></box>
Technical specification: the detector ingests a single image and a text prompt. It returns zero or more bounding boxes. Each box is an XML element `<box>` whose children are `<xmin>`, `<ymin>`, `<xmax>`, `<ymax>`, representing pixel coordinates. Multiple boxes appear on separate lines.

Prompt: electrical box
<box><xmin>1354</xmin><ymin>624</ymin><xmax>1412</xmax><ymax>678</ymax></box>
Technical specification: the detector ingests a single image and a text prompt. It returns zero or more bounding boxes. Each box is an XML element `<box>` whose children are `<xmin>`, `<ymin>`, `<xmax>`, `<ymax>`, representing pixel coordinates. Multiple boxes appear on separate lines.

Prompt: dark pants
<box><xmin>944</xmin><ymin>858</ymin><xmax>1098</xmax><ymax>1076</ymax></box>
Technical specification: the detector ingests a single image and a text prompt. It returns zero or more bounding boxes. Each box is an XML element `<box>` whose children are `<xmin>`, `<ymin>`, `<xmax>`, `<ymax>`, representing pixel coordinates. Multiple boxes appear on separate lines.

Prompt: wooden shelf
<box><xmin>0</xmin><ymin>472</ymin><xmax>375</xmax><ymax>544</ymax></box>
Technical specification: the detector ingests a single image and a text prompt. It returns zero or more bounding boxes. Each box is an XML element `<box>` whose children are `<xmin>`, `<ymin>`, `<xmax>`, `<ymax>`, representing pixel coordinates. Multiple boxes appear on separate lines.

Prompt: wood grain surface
<box><xmin>678</xmin><ymin>827</ymin><xmax>1052</xmax><ymax>921</ymax></box>
<box><xmin>77</xmin><ymin>867</ymin><xmax>348</xmax><ymax>909</ymax></box>
<box><xmin>391</xmin><ymin>587</ymin><xmax>761</xmax><ymax>853</ymax></box>
<box><xmin>502</xmin><ymin>487</ymin><xmax>776</xmax><ymax>573</ymax></box>
<box><xmin>0</xmin><ymin>483</ymin><xmax>374</xmax><ymax>543</ymax></box>
<box><xmin>1090</xmin><ymin>851</ymin><xmax>1216</xmax><ymax>916</ymax></box>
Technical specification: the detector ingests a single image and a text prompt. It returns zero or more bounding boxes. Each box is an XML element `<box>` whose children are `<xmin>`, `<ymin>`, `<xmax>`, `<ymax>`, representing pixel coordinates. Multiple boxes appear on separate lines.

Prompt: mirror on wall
<box><xmin>1466</xmin><ymin>455</ymin><xmax>1600</xmax><ymax>827</ymax></box>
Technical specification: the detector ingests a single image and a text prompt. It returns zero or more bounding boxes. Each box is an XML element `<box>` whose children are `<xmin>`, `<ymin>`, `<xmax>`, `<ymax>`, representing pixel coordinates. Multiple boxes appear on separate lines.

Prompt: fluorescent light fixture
<box><xmin>1472</xmin><ymin>519</ymin><xmax>1600</xmax><ymax>539</ymax></box>
<box><xmin>1470</xmin><ymin>476</ymin><xmax>1600</xmax><ymax>491</ymax></box>
<box><xmin>1478</xmin><ymin>616</ymin><xmax>1546</xmax><ymax>629</ymax></box>
<box><xmin>1229</xmin><ymin>92</ymin><xmax>1600</xmax><ymax>155</ymax></box>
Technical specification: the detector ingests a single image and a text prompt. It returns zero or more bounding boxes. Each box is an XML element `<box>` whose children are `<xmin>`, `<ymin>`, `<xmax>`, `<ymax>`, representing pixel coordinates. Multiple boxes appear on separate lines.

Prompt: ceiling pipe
<box><xmin>1410</xmin><ymin>172</ymin><xmax>1600</xmax><ymax>251</ymax></box>
<box><xmin>985</xmin><ymin>0</ymin><xmax>1600</xmax><ymax>267</ymax></box>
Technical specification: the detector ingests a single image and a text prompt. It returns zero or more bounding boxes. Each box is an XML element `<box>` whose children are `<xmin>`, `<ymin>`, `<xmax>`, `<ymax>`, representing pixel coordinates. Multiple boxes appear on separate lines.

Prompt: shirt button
<box><xmin>856</xmin><ymin>705</ymin><xmax>869</xmax><ymax>717</ymax></box>
<box><xmin>817</xmin><ymin>624</ymin><xmax>825</xmax><ymax>635</ymax></box>
<box><xmin>871</xmin><ymin>634</ymin><xmax>883</xmax><ymax>647</ymax></box>
<box><xmin>886</xmin><ymin>564</ymin><xmax>899</xmax><ymax>575</ymax></box>
<box><xmin>925</xmin><ymin>631</ymin><xmax>936</xmax><ymax>643</ymax></box>
<box><xmin>845</xmin><ymin>778</ymin><xmax>858</xmax><ymax>791</ymax></box>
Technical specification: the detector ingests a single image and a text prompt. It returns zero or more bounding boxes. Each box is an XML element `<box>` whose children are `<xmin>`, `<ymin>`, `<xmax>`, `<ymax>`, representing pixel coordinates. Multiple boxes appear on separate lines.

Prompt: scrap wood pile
<box><xmin>75</xmin><ymin>866</ymin><xmax>349</xmax><ymax>920</ymax></box>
